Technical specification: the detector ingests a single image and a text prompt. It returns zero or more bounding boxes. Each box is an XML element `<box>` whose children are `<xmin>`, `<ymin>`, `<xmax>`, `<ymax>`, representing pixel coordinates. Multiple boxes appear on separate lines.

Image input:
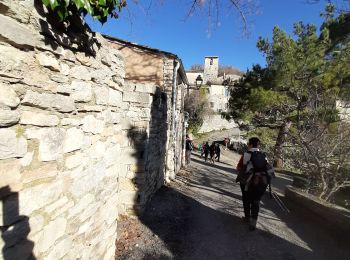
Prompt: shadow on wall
<box><xmin>111</xmin><ymin>43</ymin><xmax>164</xmax><ymax>85</ymax></box>
<box><xmin>34</xmin><ymin>0</ymin><xmax>100</xmax><ymax>55</ymax></box>
<box><xmin>126</xmin><ymin>87</ymin><xmax>168</xmax><ymax>214</ymax></box>
<box><xmin>0</xmin><ymin>186</ymin><xmax>36</xmax><ymax>260</ymax></box>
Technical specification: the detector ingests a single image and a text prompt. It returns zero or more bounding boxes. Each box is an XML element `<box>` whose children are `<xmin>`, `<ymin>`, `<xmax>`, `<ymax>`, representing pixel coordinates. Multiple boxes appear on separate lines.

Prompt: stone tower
<box><xmin>203</xmin><ymin>56</ymin><xmax>219</xmax><ymax>84</ymax></box>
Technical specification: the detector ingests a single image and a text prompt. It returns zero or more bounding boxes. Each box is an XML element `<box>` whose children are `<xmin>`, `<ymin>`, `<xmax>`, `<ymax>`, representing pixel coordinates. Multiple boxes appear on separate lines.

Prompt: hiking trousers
<box><xmin>185</xmin><ymin>150</ymin><xmax>192</xmax><ymax>164</ymax></box>
<box><xmin>240</xmin><ymin>183</ymin><xmax>267</xmax><ymax>219</ymax></box>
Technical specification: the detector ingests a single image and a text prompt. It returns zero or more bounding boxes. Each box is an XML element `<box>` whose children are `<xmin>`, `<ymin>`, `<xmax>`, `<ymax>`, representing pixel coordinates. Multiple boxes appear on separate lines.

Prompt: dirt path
<box><xmin>116</xmin><ymin>150</ymin><xmax>349</xmax><ymax>260</ymax></box>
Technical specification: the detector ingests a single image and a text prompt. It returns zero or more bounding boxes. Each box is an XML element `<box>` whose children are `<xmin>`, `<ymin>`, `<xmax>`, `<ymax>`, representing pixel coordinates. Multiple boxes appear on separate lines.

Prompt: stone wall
<box><xmin>0</xmin><ymin>1</ymin><xmax>185</xmax><ymax>259</ymax></box>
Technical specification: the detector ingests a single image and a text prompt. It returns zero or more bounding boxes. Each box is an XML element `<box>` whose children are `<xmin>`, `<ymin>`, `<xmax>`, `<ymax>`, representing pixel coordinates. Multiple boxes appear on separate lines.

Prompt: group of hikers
<box><xmin>185</xmin><ymin>135</ymin><xmax>275</xmax><ymax>231</ymax></box>
<box><xmin>199</xmin><ymin>141</ymin><xmax>221</xmax><ymax>164</ymax></box>
<box><xmin>185</xmin><ymin>136</ymin><xmax>221</xmax><ymax>164</ymax></box>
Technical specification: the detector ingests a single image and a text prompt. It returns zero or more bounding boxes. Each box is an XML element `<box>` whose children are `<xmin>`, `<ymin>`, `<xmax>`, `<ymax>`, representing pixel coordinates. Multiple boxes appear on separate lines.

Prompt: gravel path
<box><xmin>117</xmin><ymin>149</ymin><xmax>349</xmax><ymax>260</ymax></box>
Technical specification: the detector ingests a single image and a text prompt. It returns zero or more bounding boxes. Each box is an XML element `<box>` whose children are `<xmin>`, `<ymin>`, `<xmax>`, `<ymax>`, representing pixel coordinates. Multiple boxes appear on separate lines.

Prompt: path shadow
<box><xmin>0</xmin><ymin>186</ymin><xmax>35</xmax><ymax>260</ymax></box>
<box><xmin>132</xmin><ymin>186</ymin><xmax>314</xmax><ymax>260</ymax></box>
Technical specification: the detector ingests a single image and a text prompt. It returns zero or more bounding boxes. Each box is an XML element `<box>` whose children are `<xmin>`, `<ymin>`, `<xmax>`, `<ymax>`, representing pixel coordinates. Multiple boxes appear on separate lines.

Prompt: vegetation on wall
<box><xmin>184</xmin><ymin>90</ymin><xmax>211</xmax><ymax>136</ymax></box>
<box><xmin>41</xmin><ymin>0</ymin><xmax>126</xmax><ymax>23</ymax></box>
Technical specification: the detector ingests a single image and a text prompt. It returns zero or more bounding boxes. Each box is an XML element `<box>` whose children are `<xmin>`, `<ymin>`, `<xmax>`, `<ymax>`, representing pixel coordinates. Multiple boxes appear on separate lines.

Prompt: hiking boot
<box><xmin>249</xmin><ymin>218</ymin><xmax>257</xmax><ymax>231</ymax></box>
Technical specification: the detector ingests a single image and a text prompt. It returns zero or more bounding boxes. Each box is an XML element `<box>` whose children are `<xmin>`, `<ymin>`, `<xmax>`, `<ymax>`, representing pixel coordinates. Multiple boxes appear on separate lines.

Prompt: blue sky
<box><xmin>86</xmin><ymin>0</ymin><xmax>327</xmax><ymax>71</ymax></box>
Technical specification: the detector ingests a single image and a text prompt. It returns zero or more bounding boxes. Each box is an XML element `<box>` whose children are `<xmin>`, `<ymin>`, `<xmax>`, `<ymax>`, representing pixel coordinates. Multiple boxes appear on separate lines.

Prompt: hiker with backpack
<box><xmin>236</xmin><ymin>137</ymin><xmax>275</xmax><ymax>231</ymax></box>
<box><xmin>203</xmin><ymin>141</ymin><xmax>210</xmax><ymax>162</ymax></box>
<box><xmin>185</xmin><ymin>135</ymin><xmax>193</xmax><ymax>165</ymax></box>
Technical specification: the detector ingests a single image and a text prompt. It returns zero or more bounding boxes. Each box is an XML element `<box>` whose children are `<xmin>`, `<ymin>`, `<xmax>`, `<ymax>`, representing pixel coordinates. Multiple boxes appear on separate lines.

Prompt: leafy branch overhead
<box><xmin>41</xmin><ymin>0</ymin><xmax>127</xmax><ymax>23</ymax></box>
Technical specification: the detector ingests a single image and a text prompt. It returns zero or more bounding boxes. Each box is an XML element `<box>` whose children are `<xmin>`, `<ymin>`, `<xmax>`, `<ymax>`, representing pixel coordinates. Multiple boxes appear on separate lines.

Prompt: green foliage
<box><xmin>185</xmin><ymin>90</ymin><xmax>211</xmax><ymax>136</ymax></box>
<box><xmin>41</xmin><ymin>0</ymin><xmax>126</xmax><ymax>23</ymax></box>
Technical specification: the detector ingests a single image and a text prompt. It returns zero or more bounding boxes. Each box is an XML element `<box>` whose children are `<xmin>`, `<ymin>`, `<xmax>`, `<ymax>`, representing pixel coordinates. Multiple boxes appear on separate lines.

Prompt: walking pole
<box><xmin>271</xmin><ymin>191</ymin><xmax>290</xmax><ymax>213</ymax></box>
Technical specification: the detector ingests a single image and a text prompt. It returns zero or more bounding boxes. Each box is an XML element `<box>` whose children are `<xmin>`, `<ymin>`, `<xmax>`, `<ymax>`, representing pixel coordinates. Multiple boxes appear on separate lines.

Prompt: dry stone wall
<box><xmin>0</xmin><ymin>1</ymin><xmax>184</xmax><ymax>259</ymax></box>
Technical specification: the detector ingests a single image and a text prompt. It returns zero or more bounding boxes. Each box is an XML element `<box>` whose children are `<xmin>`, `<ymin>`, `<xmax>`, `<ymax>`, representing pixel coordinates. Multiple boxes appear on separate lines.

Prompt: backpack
<box><xmin>236</xmin><ymin>151</ymin><xmax>269</xmax><ymax>185</ymax></box>
<box><xmin>250</xmin><ymin>151</ymin><xmax>267</xmax><ymax>172</ymax></box>
<box><xmin>186</xmin><ymin>140</ymin><xmax>193</xmax><ymax>151</ymax></box>
<box><xmin>249</xmin><ymin>151</ymin><xmax>272</xmax><ymax>189</ymax></box>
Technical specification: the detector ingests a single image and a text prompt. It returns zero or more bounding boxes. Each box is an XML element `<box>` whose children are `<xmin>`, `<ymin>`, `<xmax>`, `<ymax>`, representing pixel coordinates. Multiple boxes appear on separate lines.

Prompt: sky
<box><xmin>86</xmin><ymin>0</ymin><xmax>328</xmax><ymax>72</ymax></box>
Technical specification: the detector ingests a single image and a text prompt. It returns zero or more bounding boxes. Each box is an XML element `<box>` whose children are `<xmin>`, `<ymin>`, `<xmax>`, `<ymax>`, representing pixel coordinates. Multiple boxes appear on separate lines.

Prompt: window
<box><xmin>210</xmin><ymin>58</ymin><xmax>213</xmax><ymax>65</ymax></box>
<box><xmin>210</xmin><ymin>102</ymin><xmax>214</xmax><ymax>108</ymax></box>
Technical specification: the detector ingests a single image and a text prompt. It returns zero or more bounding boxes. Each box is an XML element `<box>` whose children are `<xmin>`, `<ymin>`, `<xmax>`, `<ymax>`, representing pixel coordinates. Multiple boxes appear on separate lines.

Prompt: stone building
<box><xmin>0</xmin><ymin>1</ymin><xmax>187</xmax><ymax>259</ymax></box>
<box><xmin>186</xmin><ymin>56</ymin><xmax>241</xmax><ymax>113</ymax></box>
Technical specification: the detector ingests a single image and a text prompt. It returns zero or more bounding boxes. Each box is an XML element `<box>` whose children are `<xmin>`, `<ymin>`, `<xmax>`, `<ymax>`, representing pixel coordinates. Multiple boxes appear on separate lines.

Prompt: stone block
<box><xmin>78</xmin><ymin>105</ymin><xmax>103</xmax><ymax>112</ymax></box>
<box><xmin>19</xmin><ymin>180</ymin><xmax>63</xmax><ymax>216</ymax></box>
<box><xmin>70</xmin><ymin>65</ymin><xmax>91</xmax><ymax>81</ymax></box>
<box><xmin>90</xmin><ymin>68</ymin><xmax>113</xmax><ymax>84</ymax></box>
<box><xmin>51</xmin><ymin>201</ymin><xmax>74</xmax><ymax>219</ymax></box>
<box><xmin>20</xmin><ymin>111</ymin><xmax>60</xmax><ymax>126</ymax></box>
<box><xmin>51</xmin><ymin>74</ymin><xmax>69</xmax><ymax>83</ymax></box>
<box><xmin>22</xmin><ymin>90</ymin><xmax>75</xmax><ymax>113</ymax></box>
<box><xmin>0</xmin><ymin>82</ymin><xmax>20</xmax><ymax>108</ymax></box>
<box><xmin>94</xmin><ymin>86</ymin><xmax>109</xmax><ymax>106</ymax></box>
<box><xmin>0</xmin><ymin>159</ymin><xmax>21</xmax><ymax>192</ymax></box>
<box><xmin>44</xmin><ymin>237</ymin><xmax>72</xmax><ymax>260</ymax></box>
<box><xmin>61</xmin><ymin>117</ymin><xmax>82</xmax><ymax>126</ymax></box>
<box><xmin>68</xmin><ymin>193</ymin><xmax>94</xmax><ymax>218</ymax></box>
<box><xmin>79</xmin><ymin>203</ymin><xmax>99</xmax><ymax>222</ymax></box>
<box><xmin>76</xmin><ymin>52</ymin><xmax>92</xmax><ymax>66</ymax></box>
<box><xmin>123</xmin><ymin>91</ymin><xmax>151</xmax><ymax>104</ymax></box>
<box><xmin>118</xmin><ymin>190</ymin><xmax>138</xmax><ymax>205</ymax></box>
<box><xmin>69</xmin><ymin>161</ymin><xmax>106</xmax><ymax>197</ymax></box>
<box><xmin>0</xmin><ymin>108</ymin><xmax>20</xmax><ymax>126</ymax></box>
<box><xmin>108</xmin><ymin>88</ymin><xmax>122</xmax><ymax>107</ymax></box>
<box><xmin>36</xmin><ymin>217</ymin><xmax>67</xmax><ymax>253</ymax></box>
<box><xmin>19</xmin><ymin>151</ymin><xmax>34</xmax><ymax>167</ymax></box>
<box><xmin>0</xmin><ymin>128</ymin><xmax>27</xmax><ymax>159</ymax></box>
<box><xmin>63</xmin><ymin>127</ymin><xmax>84</xmax><ymax>153</ymax></box>
<box><xmin>60</xmin><ymin>63</ymin><xmax>70</xmax><ymax>76</ymax></box>
<box><xmin>0</xmin><ymin>14</ymin><xmax>39</xmax><ymax>49</ymax></box>
<box><xmin>105</xmin><ymin>144</ymin><xmax>121</xmax><ymax>167</ymax></box>
<box><xmin>22</xmin><ymin>163</ymin><xmax>57</xmax><ymax>185</ymax></box>
<box><xmin>82</xmin><ymin>115</ymin><xmax>105</xmax><ymax>134</ymax></box>
<box><xmin>35</xmin><ymin>52</ymin><xmax>60</xmax><ymax>71</ymax></box>
<box><xmin>65</xmin><ymin>152</ymin><xmax>83</xmax><ymax>169</ymax></box>
<box><xmin>25</xmin><ymin>128</ymin><xmax>42</xmax><ymax>140</ymax></box>
<box><xmin>45</xmin><ymin>196</ymin><xmax>69</xmax><ymax>214</ymax></box>
<box><xmin>28</xmin><ymin>214</ymin><xmax>45</xmax><ymax>236</ymax></box>
<box><xmin>135</xmin><ymin>84</ymin><xmax>156</xmax><ymax>94</ymax></box>
<box><xmin>71</xmin><ymin>80</ymin><xmax>93</xmax><ymax>102</ymax></box>
<box><xmin>38</xmin><ymin>128</ymin><xmax>65</xmax><ymax>161</ymax></box>
<box><xmin>119</xmin><ymin>178</ymin><xmax>136</xmax><ymax>192</ymax></box>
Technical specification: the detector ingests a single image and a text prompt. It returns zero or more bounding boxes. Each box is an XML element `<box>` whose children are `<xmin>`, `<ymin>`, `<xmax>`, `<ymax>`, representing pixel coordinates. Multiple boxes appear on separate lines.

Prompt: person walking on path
<box><xmin>236</xmin><ymin>137</ymin><xmax>274</xmax><ymax>231</ymax></box>
<box><xmin>209</xmin><ymin>142</ymin><xmax>216</xmax><ymax>164</ymax></box>
<box><xmin>185</xmin><ymin>135</ymin><xmax>193</xmax><ymax>165</ymax></box>
<box><xmin>215</xmin><ymin>144</ymin><xmax>221</xmax><ymax>162</ymax></box>
<box><xmin>203</xmin><ymin>141</ymin><xmax>210</xmax><ymax>162</ymax></box>
<box><xmin>199</xmin><ymin>143</ymin><xmax>203</xmax><ymax>157</ymax></box>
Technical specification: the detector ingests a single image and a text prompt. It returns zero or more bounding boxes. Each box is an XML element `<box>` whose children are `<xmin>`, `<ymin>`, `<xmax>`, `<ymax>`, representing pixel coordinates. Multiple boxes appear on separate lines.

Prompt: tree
<box><xmin>218</xmin><ymin>65</ymin><xmax>243</xmax><ymax>76</ymax></box>
<box><xmin>184</xmin><ymin>90</ymin><xmax>211</xmax><ymax>135</ymax></box>
<box><xmin>227</xmin><ymin>4</ymin><xmax>350</xmax><ymax>201</ymax></box>
<box><xmin>41</xmin><ymin>0</ymin><xmax>127</xmax><ymax>23</ymax></box>
<box><xmin>189</xmin><ymin>64</ymin><xmax>204</xmax><ymax>72</ymax></box>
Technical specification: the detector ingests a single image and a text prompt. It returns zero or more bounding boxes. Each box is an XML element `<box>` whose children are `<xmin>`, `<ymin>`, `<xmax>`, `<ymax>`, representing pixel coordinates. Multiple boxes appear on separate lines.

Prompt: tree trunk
<box><xmin>273</xmin><ymin>121</ymin><xmax>292</xmax><ymax>168</ymax></box>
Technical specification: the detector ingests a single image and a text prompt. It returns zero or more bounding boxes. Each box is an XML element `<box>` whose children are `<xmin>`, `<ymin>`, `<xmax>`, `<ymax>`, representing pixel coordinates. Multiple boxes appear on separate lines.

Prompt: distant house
<box><xmin>186</xmin><ymin>56</ymin><xmax>242</xmax><ymax>112</ymax></box>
